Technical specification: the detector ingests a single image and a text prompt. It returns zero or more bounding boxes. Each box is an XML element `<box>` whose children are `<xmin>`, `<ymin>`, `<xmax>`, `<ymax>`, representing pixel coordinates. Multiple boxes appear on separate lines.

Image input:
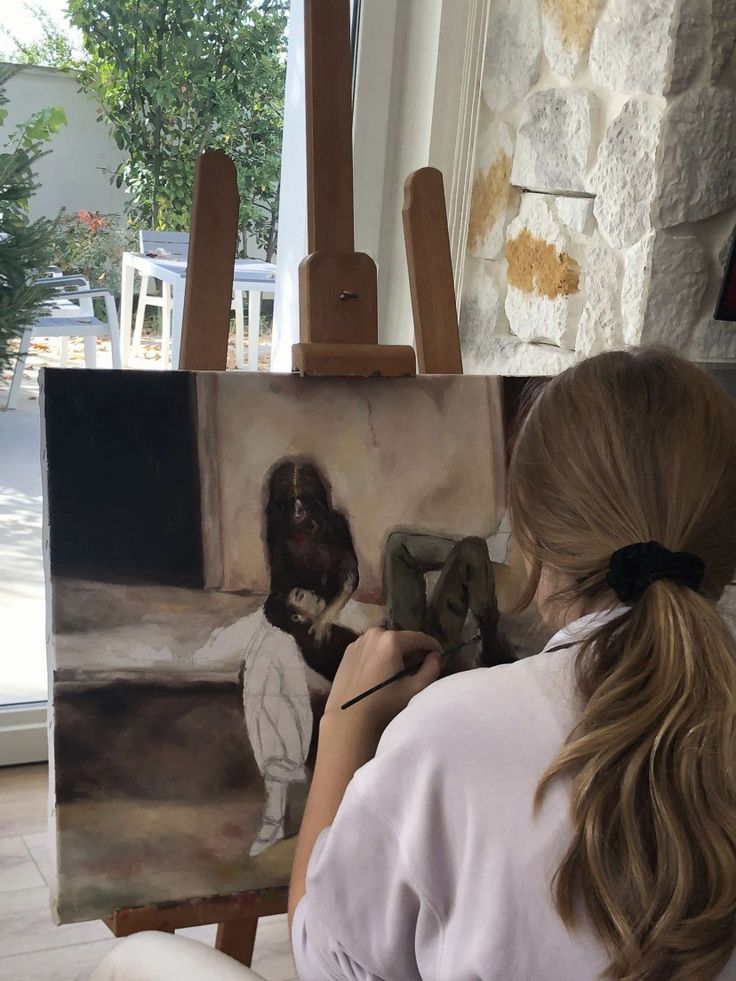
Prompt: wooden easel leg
<box><xmin>215</xmin><ymin>915</ymin><xmax>259</xmax><ymax>967</ymax></box>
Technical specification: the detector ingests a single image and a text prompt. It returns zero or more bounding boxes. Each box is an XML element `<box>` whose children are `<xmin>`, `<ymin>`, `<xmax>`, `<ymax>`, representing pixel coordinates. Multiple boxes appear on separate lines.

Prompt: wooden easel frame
<box><xmin>103</xmin><ymin>0</ymin><xmax>463</xmax><ymax>966</ymax></box>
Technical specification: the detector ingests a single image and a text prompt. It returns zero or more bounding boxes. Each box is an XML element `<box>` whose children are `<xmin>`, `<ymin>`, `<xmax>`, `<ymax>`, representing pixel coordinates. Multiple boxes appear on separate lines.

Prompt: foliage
<box><xmin>0</xmin><ymin>69</ymin><xmax>67</xmax><ymax>370</ymax></box>
<box><xmin>1</xmin><ymin>3</ymin><xmax>81</xmax><ymax>70</ymax></box>
<box><xmin>68</xmin><ymin>0</ymin><xmax>287</xmax><ymax>259</ymax></box>
<box><xmin>49</xmin><ymin>209</ymin><xmax>136</xmax><ymax>296</ymax></box>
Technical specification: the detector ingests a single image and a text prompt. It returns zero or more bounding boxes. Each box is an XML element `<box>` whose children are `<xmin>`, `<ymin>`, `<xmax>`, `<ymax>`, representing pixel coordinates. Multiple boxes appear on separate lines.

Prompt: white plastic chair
<box><xmin>4</xmin><ymin>276</ymin><xmax>121</xmax><ymax>410</ymax></box>
<box><xmin>131</xmin><ymin>230</ymin><xmax>252</xmax><ymax>368</ymax></box>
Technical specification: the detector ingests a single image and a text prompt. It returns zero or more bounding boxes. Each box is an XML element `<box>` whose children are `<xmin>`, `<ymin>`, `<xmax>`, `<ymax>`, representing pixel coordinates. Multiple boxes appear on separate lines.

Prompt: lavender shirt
<box><xmin>292</xmin><ymin>610</ymin><xmax>736</xmax><ymax>980</ymax></box>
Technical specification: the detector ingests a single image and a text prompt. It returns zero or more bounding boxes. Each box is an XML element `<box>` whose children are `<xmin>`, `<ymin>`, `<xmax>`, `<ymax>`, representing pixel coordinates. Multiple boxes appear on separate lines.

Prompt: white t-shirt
<box><xmin>292</xmin><ymin>608</ymin><xmax>736</xmax><ymax>980</ymax></box>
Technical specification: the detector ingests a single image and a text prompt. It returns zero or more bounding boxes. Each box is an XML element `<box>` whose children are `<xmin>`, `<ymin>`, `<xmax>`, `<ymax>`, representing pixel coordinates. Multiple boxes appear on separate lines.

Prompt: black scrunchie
<box><xmin>606</xmin><ymin>541</ymin><xmax>705</xmax><ymax>604</ymax></box>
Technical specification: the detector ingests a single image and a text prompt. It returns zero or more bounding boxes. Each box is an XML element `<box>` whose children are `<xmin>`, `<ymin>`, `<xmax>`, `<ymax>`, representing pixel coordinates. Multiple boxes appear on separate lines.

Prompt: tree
<box><xmin>1</xmin><ymin>3</ymin><xmax>81</xmax><ymax>70</ymax></box>
<box><xmin>68</xmin><ymin>0</ymin><xmax>287</xmax><ymax>259</ymax></box>
<box><xmin>0</xmin><ymin>70</ymin><xmax>67</xmax><ymax>370</ymax></box>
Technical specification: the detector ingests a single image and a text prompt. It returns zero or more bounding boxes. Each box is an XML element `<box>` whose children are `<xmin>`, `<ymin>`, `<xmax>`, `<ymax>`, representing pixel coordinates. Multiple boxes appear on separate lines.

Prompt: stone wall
<box><xmin>460</xmin><ymin>0</ymin><xmax>736</xmax><ymax>376</ymax></box>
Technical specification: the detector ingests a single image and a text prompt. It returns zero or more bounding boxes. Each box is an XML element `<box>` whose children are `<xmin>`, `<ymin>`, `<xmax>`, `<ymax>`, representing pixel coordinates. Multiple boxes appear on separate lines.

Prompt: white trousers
<box><xmin>89</xmin><ymin>932</ymin><xmax>267</xmax><ymax>981</ymax></box>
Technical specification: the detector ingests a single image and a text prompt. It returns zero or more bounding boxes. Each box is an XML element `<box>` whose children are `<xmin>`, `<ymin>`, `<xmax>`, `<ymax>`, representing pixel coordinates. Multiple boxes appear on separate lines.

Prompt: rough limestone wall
<box><xmin>460</xmin><ymin>0</ymin><xmax>736</xmax><ymax>376</ymax></box>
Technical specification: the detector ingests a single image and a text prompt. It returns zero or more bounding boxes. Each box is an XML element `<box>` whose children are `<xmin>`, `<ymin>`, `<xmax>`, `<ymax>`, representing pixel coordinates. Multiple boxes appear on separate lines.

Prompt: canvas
<box><xmin>42</xmin><ymin>369</ymin><xmax>534</xmax><ymax>924</ymax></box>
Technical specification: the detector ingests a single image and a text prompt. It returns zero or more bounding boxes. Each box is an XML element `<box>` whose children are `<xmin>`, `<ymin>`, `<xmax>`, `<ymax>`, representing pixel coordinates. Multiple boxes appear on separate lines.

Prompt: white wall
<box><xmin>2</xmin><ymin>63</ymin><xmax>128</xmax><ymax>221</ymax></box>
<box><xmin>354</xmin><ymin>0</ymin><xmax>488</xmax><ymax>346</ymax></box>
<box><xmin>270</xmin><ymin>0</ymin><xmax>306</xmax><ymax>372</ymax></box>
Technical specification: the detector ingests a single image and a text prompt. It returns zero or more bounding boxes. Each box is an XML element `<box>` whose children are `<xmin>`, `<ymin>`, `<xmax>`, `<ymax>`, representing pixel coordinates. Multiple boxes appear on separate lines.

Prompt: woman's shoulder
<box><xmin>350</xmin><ymin>650</ymin><xmax>580</xmax><ymax>849</ymax></box>
<box><xmin>378</xmin><ymin>648</ymin><xmax>580</xmax><ymax>764</ymax></box>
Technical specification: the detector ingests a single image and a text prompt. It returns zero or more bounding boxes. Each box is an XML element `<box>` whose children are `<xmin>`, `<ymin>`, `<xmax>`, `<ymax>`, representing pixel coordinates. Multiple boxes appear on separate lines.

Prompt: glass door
<box><xmin>0</xmin><ymin>387</ymin><xmax>48</xmax><ymax>764</ymax></box>
<box><xmin>1</xmin><ymin>0</ymin><xmax>291</xmax><ymax>764</ymax></box>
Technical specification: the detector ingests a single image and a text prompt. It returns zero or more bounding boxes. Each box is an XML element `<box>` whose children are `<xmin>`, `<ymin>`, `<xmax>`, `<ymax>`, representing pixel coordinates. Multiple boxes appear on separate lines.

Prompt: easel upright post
<box><xmin>293</xmin><ymin>0</ymin><xmax>415</xmax><ymax>377</ymax></box>
<box><xmin>178</xmin><ymin>151</ymin><xmax>240</xmax><ymax>371</ymax></box>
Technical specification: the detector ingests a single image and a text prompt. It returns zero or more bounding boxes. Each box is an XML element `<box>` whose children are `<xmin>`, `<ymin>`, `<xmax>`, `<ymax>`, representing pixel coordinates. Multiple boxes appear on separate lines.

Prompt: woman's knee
<box><xmin>90</xmin><ymin>932</ymin><xmax>174</xmax><ymax>981</ymax></box>
<box><xmin>89</xmin><ymin>931</ymin><xmax>264</xmax><ymax>981</ymax></box>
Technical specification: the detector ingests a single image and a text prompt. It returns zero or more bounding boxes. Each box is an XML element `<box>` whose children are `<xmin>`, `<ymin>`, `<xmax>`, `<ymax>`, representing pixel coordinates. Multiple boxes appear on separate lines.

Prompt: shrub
<box><xmin>49</xmin><ymin>208</ymin><xmax>136</xmax><ymax>297</ymax></box>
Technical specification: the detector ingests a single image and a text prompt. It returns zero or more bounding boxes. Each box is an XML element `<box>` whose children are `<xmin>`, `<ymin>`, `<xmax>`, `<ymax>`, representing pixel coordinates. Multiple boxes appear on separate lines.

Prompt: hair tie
<box><xmin>606</xmin><ymin>541</ymin><xmax>704</xmax><ymax>604</ymax></box>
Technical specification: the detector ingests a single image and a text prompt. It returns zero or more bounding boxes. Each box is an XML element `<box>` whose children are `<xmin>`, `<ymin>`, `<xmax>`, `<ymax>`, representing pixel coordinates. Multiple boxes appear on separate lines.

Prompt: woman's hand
<box><xmin>289</xmin><ymin>629</ymin><xmax>441</xmax><ymax>926</ymax></box>
<box><xmin>322</xmin><ymin>628</ymin><xmax>442</xmax><ymax>737</ymax></box>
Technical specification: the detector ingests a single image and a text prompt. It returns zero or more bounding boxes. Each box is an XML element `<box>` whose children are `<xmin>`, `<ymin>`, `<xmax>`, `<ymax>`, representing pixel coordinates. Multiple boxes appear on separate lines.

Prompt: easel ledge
<box><xmin>102</xmin><ymin>0</ymin><xmax>462</xmax><ymax>967</ymax></box>
<box><xmin>292</xmin><ymin>342</ymin><xmax>415</xmax><ymax>377</ymax></box>
<box><xmin>105</xmin><ymin>886</ymin><xmax>288</xmax><ymax>963</ymax></box>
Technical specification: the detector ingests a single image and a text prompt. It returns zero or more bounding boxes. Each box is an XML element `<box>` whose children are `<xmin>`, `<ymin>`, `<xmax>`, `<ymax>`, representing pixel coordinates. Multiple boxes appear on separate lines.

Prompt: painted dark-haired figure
<box><xmin>265</xmin><ymin>459</ymin><xmax>359</xmax><ymax>645</ymax></box>
<box><xmin>264</xmin><ymin>590</ymin><xmax>359</xmax><ymax>684</ymax></box>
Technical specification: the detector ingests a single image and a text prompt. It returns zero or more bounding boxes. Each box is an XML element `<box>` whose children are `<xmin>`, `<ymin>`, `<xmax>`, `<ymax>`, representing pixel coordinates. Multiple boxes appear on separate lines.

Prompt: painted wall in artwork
<box><xmin>198</xmin><ymin>374</ymin><xmax>505</xmax><ymax>597</ymax></box>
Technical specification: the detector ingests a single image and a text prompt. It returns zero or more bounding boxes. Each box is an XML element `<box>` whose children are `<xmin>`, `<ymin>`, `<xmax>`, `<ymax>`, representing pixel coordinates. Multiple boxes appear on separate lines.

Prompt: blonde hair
<box><xmin>508</xmin><ymin>348</ymin><xmax>736</xmax><ymax>980</ymax></box>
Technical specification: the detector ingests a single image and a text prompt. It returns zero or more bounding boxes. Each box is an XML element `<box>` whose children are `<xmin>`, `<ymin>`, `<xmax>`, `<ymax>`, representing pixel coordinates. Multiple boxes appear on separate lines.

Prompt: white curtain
<box><xmin>270</xmin><ymin>0</ymin><xmax>307</xmax><ymax>373</ymax></box>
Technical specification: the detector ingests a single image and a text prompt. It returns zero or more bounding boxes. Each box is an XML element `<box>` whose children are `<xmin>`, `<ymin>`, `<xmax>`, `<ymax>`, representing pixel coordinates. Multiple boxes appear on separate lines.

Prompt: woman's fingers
<box><xmin>411</xmin><ymin>651</ymin><xmax>442</xmax><ymax>690</ymax></box>
<box><xmin>387</xmin><ymin>630</ymin><xmax>443</xmax><ymax>655</ymax></box>
<box><xmin>324</xmin><ymin>628</ymin><xmax>444</xmax><ymax>728</ymax></box>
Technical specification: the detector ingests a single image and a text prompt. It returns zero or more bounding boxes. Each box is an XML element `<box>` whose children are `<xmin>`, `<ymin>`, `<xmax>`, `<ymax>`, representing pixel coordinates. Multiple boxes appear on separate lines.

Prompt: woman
<box><xmin>92</xmin><ymin>348</ymin><xmax>736</xmax><ymax>980</ymax></box>
<box><xmin>291</xmin><ymin>348</ymin><xmax>736</xmax><ymax>980</ymax></box>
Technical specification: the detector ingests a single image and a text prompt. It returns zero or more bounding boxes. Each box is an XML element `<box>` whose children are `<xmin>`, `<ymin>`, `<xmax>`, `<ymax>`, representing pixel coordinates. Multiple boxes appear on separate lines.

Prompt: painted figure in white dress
<box><xmin>196</xmin><ymin>589</ymin><xmax>322</xmax><ymax>856</ymax></box>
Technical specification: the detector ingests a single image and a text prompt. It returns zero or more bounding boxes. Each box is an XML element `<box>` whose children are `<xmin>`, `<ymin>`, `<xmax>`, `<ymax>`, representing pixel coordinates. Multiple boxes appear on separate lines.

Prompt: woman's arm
<box><xmin>288</xmin><ymin>712</ymin><xmax>378</xmax><ymax>924</ymax></box>
<box><xmin>288</xmin><ymin>629</ymin><xmax>441</xmax><ymax>928</ymax></box>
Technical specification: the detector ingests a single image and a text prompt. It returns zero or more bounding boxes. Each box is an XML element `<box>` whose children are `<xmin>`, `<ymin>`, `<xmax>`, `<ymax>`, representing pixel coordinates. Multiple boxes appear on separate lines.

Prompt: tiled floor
<box><xmin>0</xmin><ymin>764</ymin><xmax>297</xmax><ymax>981</ymax></box>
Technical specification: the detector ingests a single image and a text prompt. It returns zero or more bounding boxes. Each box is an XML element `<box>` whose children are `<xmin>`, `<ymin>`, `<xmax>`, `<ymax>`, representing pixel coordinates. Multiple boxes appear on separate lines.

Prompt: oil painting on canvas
<box><xmin>42</xmin><ymin>369</ymin><xmax>525</xmax><ymax>923</ymax></box>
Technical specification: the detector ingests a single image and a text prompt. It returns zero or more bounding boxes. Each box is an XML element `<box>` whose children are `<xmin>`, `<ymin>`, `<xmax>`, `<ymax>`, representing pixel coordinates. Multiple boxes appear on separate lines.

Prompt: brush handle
<box><xmin>340</xmin><ymin>662</ymin><xmax>420</xmax><ymax>710</ymax></box>
<box><xmin>339</xmin><ymin>635</ymin><xmax>478</xmax><ymax>710</ymax></box>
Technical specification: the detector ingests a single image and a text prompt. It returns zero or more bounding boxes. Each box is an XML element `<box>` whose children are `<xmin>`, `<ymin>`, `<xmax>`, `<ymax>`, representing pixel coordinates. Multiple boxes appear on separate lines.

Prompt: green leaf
<box><xmin>66</xmin><ymin>0</ymin><xmax>286</xmax><ymax>239</ymax></box>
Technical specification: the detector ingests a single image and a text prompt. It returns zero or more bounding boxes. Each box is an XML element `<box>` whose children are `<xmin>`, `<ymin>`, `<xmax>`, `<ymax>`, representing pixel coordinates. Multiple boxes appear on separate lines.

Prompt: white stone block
<box><xmin>506</xmin><ymin>290</ymin><xmax>577</xmax><ymax>349</ymax></box>
<box><xmin>689</xmin><ymin>320</ymin><xmax>736</xmax><ymax>360</ymax></box>
<box><xmin>468</xmin><ymin>121</ymin><xmax>516</xmax><ymax>260</ymax></box>
<box><xmin>658</xmin><ymin>88</ymin><xmax>736</xmax><ymax>227</ymax></box>
<box><xmin>482</xmin><ymin>0</ymin><xmax>542</xmax><ymax>112</ymax></box>
<box><xmin>622</xmin><ymin>231</ymin><xmax>709</xmax><ymax>352</ymax></box>
<box><xmin>504</xmin><ymin>194</ymin><xmax>584</xmax><ymax>349</ymax></box>
<box><xmin>541</xmin><ymin>0</ymin><xmax>601</xmax><ymax>79</ymax></box>
<box><xmin>669</xmin><ymin>0</ymin><xmax>708</xmax><ymax>93</ymax></box>
<box><xmin>555</xmin><ymin>196</ymin><xmax>595</xmax><ymax>235</ymax></box>
<box><xmin>590</xmin><ymin>98</ymin><xmax>663</xmax><ymax>250</ymax></box>
<box><xmin>463</xmin><ymin>331</ymin><xmax>580</xmax><ymax>377</ymax></box>
<box><xmin>711</xmin><ymin>0</ymin><xmax>736</xmax><ymax>82</ymax></box>
<box><xmin>576</xmin><ymin>236</ymin><xmax>623</xmax><ymax>357</ymax></box>
<box><xmin>590</xmin><ymin>0</ymin><xmax>679</xmax><ymax>94</ymax></box>
<box><xmin>511</xmin><ymin>89</ymin><xmax>597</xmax><ymax>194</ymax></box>
<box><xmin>459</xmin><ymin>258</ymin><xmax>505</xmax><ymax>374</ymax></box>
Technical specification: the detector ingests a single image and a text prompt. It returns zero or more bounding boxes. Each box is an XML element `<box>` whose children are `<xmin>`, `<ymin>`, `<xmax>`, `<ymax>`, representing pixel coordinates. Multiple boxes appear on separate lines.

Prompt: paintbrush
<box><xmin>340</xmin><ymin>633</ymin><xmax>481</xmax><ymax>710</ymax></box>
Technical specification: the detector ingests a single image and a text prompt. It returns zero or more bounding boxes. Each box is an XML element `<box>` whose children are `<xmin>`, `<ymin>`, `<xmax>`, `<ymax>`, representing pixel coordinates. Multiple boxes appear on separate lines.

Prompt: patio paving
<box><xmin>0</xmin><ymin>338</ymin><xmax>83</xmax><ymax>702</ymax></box>
<box><xmin>0</xmin><ymin>379</ymin><xmax>45</xmax><ymax>704</ymax></box>
<box><xmin>0</xmin><ymin>339</ymin><xmax>117</xmax><ymax>705</ymax></box>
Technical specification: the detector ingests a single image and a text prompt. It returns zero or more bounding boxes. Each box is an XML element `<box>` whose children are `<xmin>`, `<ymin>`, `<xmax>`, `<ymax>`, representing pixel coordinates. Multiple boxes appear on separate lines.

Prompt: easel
<box><xmin>103</xmin><ymin>0</ymin><xmax>464</xmax><ymax>965</ymax></box>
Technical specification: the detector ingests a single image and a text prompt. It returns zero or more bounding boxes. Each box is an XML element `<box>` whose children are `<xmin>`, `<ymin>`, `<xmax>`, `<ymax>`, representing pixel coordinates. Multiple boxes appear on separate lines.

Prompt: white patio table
<box><xmin>119</xmin><ymin>252</ymin><xmax>277</xmax><ymax>370</ymax></box>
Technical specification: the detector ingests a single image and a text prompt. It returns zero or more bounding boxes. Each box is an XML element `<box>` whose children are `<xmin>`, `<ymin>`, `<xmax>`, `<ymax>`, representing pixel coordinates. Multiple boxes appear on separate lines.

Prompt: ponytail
<box><xmin>537</xmin><ymin>584</ymin><xmax>736</xmax><ymax>980</ymax></box>
<box><xmin>508</xmin><ymin>348</ymin><xmax>736</xmax><ymax>980</ymax></box>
